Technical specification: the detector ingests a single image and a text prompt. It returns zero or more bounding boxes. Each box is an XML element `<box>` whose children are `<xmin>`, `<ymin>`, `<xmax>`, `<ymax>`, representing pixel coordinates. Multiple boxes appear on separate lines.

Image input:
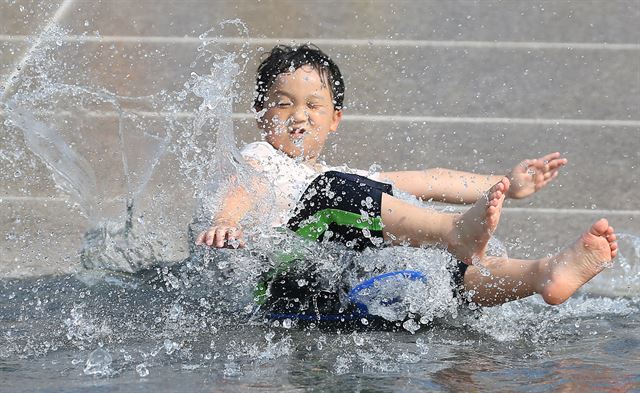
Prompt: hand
<box><xmin>195</xmin><ymin>220</ymin><xmax>245</xmax><ymax>248</ymax></box>
<box><xmin>507</xmin><ymin>152</ymin><xmax>567</xmax><ymax>199</ymax></box>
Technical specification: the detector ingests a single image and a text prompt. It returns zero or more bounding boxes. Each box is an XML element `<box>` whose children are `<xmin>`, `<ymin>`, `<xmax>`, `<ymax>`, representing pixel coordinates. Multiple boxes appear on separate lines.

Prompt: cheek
<box><xmin>262</xmin><ymin>114</ymin><xmax>287</xmax><ymax>132</ymax></box>
<box><xmin>312</xmin><ymin>109</ymin><xmax>329</xmax><ymax>120</ymax></box>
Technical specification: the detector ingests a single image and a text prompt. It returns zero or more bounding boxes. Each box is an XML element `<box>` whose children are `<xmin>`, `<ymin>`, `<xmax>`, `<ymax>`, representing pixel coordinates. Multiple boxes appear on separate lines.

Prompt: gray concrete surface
<box><xmin>1</xmin><ymin>0</ymin><xmax>639</xmax><ymax>277</ymax></box>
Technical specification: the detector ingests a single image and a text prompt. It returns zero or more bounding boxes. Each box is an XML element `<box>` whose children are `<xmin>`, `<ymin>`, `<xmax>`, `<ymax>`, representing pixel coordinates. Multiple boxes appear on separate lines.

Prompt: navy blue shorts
<box><xmin>259</xmin><ymin>171</ymin><xmax>468</xmax><ymax>321</ymax></box>
<box><xmin>287</xmin><ymin>171</ymin><xmax>392</xmax><ymax>251</ymax></box>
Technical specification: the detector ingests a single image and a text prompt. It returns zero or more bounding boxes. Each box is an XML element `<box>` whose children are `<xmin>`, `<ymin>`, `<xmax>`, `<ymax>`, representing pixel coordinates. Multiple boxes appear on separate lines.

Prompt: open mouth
<box><xmin>289</xmin><ymin>127</ymin><xmax>306</xmax><ymax>138</ymax></box>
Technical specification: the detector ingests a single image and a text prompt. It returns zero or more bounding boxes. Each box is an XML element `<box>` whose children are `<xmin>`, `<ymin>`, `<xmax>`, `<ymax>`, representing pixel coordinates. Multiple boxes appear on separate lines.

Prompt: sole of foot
<box><xmin>448</xmin><ymin>178</ymin><xmax>510</xmax><ymax>264</ymax></box>
<box><xmin>539</xmin><ymin>218</ymin><xmax>618</xmax><ymax>305</ymax></box>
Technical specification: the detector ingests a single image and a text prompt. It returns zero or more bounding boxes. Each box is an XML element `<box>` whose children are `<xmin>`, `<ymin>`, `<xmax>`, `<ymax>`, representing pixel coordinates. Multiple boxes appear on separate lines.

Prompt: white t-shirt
<box><xmin>240</xmin><ymin>141</ymin><xmax>378</xmax><ymax>227</ymax></box>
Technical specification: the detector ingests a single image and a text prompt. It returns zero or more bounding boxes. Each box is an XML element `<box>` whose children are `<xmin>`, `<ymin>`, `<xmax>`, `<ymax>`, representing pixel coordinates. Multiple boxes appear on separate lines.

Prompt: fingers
<box><xmin>540</xmin><ymin>152</ymin><xmax>561</xmax><ymax>162</ymax></box>
<box><xmin>521</xmin><ymin>156</ymin><xmax>566</xmax><ymax>183</ymax></box>
<box><xmin>545</xmin><ymin>158</ymin><xmax>568</xmax><ymax>172</ymax></box>
<box><xmin>195</xmin><ymin>231</ymin><xmax>206</xmax><ymax>245</ymax></box>
<box><xmin>224</xmin><ymin>227</ymin><xmax>245</xmax><ymax>248</ymax></box>
<box><xmin>196</xmin><ymin>225</ymin><xmax>244</xmax><ymax>248</ymax></box>
<box><xmin>536</xmin><ymin>171</ymin><xmax>558</xmax><ymax>190</ymax></box>
<box><xmin>214</xmin><ymin>227</ymin><xmax>228</xmax><ymax>248</ymax></box>
<box><xmin>535</xmin><ymin>152</ymin><xmax>568</xmax><ymax>171</ymax></box>
<box><xmin>517</xmin><ymin>159</ymin><xmax>535</xmax><ymax>172</ymax></box>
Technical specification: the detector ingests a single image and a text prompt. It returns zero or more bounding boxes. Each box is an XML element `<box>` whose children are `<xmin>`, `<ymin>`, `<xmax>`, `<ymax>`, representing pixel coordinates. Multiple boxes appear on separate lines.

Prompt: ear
<box><xmin>330</xmin><ymin>109</ymin><xmax>343</xmax><ymax>133</ymax></box>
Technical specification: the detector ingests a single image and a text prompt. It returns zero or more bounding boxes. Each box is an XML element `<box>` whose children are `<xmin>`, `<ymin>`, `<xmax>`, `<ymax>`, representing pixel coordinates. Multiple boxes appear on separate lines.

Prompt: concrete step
<box><xmin>3</xmin><ymin>113</ymin><xmax>638</xmax><ymax>211</ymax></box>
<box><xmin>0</xmin><ymin>0</ymin><xmax>64</xmax><ymax>36</ymax></box>
<box><xmin>55</xmin><ymin>0</ymin><xmax>640</xmax><ymax>44</ymax></box>
<box><xmin>4</xmin><ymin>41</ymin><xmax>636</xmax><ymax>120</ymax></box>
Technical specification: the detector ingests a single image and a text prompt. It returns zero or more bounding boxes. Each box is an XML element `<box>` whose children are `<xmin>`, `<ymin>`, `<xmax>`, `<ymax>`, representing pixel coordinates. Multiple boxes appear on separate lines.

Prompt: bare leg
<box><xmin>463</xmin><ymin>256</ymin><xmax>541</xmax><ymax>307</ymax></box>
<box><xmin>463</xmin><ymin>219</ymin><xmax>618</xmax><ymax>306</ymax></box>
<box><xmin>446</xmin><ymin>177</ymin><xmax>508</xmax><ymax>263</ymax></box>
<box><xmin>380</xmin><ymin>178</ymin><xmax>509</xmax><ymax>263</ymax></box>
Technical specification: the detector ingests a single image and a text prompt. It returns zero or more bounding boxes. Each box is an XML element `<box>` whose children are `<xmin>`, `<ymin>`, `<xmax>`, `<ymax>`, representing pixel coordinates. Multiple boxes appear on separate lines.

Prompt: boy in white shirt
<box><xmin>196</xmin><ymin>44</ymin><xmax>617</xmax><ymax>309</ymax></box>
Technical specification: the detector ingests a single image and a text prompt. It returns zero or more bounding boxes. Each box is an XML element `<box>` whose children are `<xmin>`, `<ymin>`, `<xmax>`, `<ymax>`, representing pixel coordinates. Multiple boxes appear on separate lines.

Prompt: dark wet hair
<box><xmin>253</xmin><ymin>44</ymin><xmax>345</xmax><ymax>111</ymax></box>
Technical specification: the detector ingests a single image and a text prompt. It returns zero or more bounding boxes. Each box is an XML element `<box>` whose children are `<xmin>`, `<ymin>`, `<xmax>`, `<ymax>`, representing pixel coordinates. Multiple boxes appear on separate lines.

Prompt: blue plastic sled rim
<box><xmin>266</xmin><ymin>270</ymin><xmax>427</xmax><ymax>322</ymax></box>
<box><xmin>348</xmin><ymin>270</ymin><xmax>427</xmax><ymax>315</ymax></box>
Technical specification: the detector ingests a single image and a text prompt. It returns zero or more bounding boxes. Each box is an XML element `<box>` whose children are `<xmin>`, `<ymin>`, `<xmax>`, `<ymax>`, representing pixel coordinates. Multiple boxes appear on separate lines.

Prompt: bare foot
<box><xmin>447</xmin><ymin>177</ymin><xmax>509</xmax><ymax>264</ymax></box>
<box><xmin>538</xmin><ymin>218</ymin><xmax>618</xmax><ymax>305</ymax></box>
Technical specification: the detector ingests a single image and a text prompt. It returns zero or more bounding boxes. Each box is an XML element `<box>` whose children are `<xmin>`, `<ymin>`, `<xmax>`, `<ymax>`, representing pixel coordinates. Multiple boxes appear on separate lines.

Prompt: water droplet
<box><xmin>164</xmin><ymin>339</ymin><xmax>179</xmax><ymax>354</ymax></box>
<box><xmin>169</xmin><ymin>303</ymin><xmax>182</xmax><ymax>320</ymax></box>
<box><xmin>136</xmin><ymin>363</ymin><xmax>149</xmax><ymax>377</ymax></box>
<box><xmin>84</xmin><ymin>348</ymin><xmax>112</xmax><ymax>376</ymax></box>
<box><xmin>402</xmin><ymin>319</ymin><xmax>420</xmax><ymax>334</ymax></box>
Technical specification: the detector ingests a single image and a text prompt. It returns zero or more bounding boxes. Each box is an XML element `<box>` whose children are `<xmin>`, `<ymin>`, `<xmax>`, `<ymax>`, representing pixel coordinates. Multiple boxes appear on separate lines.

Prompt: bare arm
<box><xmin>196</xmin><ymin>161</ymin><xmax>269</xmax><ymax>248</ymax></box>
<box><xmin>195</xmin><ymin>183</ymin><xmax>255</xmax><ymax>248</ymax></box>
<box><xmin>377</xmin><ymin>152</ymin><xmax>567</xmax><ymax>204</ymax></box>
<box><xmin>377</xmin><ymin>168</ymin><xmax>500</xmax><ymax>204</ymax></box>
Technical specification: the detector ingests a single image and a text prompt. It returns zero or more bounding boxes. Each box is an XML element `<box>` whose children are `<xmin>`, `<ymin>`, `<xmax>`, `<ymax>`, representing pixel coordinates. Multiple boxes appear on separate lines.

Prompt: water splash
<box><xmin>1</xmin><ymin>17</ymin><xmax>638</xmax><ymax>386</ymax></box>
<box><xmin>3</xmin><ymin>103</ymin><xmax>98</xmax><ymax>216</ymax></box>
<box><xmin>84</xmin><ymin>346</ymin><xmax>113</xmax><ymax>377</ymax></box>
<box><xmin>344</xmin><ymin>247</ymin><xmax>463</xmax><ymax>328</ymax></box>
<box><xmin>0</xmin><ymin>25</ymin><xmax>184</xmax><ymax>272</ymax></box>
<box><xmin>587</xmin><ymin>232</ymin><xmax>640</xmax><ymax>298</ymax></box>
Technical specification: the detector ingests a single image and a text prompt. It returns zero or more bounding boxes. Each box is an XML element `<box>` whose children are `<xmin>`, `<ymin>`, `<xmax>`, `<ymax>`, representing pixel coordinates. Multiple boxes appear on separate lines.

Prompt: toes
<box><xmin>501</xmin><ymin>177</ymin><xmax>511</xmax><ymax>190</ymax></box>
<box><xmin>590</xmin><ymin>219</ymin><xmax>609</xmax><ymax>236</ymax></box>
<box><xmin>488</xmin><ymin>192</ymin><xmax>503</xmax><ymax>207</ymax></box>
<box><xmin>490</xmin><ymin>178</ymin><xmax>509</xmax><ymax>194</ymax></box>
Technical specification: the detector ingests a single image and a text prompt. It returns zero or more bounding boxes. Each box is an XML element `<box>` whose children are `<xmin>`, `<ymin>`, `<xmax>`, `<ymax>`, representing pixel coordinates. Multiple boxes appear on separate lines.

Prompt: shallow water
<box><xmin>1</xmin><ymin>273</ymin><xmax>638</xmax><ymax>392</ymax></box>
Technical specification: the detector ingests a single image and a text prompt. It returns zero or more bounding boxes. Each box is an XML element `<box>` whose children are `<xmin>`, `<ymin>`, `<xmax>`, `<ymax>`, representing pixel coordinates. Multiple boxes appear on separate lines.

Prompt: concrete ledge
<box><xmin>1</xmin><ymin>197</ymin><xmax>637</xmax><ymax>278</ymax></box>
<box><xmin>52</xmin><ymin>0</ymin><xmax>640</xmax><ymax>44</ymax></box>
<box><xmin>1</xmin><ymin>41</ymin><xmax>637</xmax><ymax>119</ymax></box>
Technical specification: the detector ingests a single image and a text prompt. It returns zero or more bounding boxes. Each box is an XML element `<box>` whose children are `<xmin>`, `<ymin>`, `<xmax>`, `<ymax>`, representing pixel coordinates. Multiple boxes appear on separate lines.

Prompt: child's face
<box><xmin>258</xmin><ymin>65</ymin><xmax>342</xmax><ymax>162</ymax></box>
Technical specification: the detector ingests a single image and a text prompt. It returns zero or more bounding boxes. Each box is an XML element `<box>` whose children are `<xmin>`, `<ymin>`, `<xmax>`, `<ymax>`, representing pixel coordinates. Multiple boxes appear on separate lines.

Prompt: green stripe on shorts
<box><xmin>253</xmin><ymin>208</ymin><xmax>384</xmax><ymax>305</ymax></box>
<box><xmin>295</xmin><ymin>208</ymin><xmax>384</xmax><ymax>241</ymax></box>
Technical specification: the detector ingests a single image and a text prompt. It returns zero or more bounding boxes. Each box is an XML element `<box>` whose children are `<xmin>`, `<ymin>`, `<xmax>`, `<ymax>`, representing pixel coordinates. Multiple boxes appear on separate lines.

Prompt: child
<box><xmin>196</xmin><ymin>44</ymin><xmax>617</xmax><ymax>309</ymax></box>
